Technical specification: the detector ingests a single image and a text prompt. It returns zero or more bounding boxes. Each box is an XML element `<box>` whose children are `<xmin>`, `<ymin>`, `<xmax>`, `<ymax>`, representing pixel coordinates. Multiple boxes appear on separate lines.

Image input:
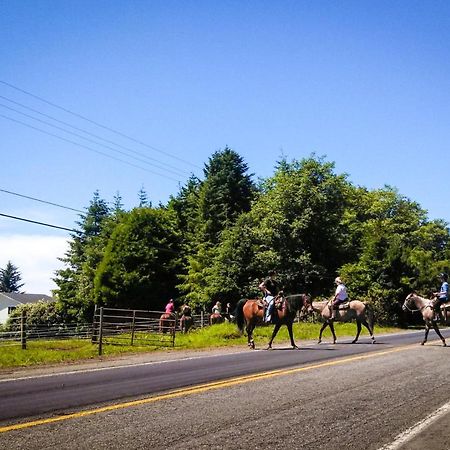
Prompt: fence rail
<box><xmin>92</xmin><ymin>307</ymin><xmax>176</xmax><ymax>355</ymax></box>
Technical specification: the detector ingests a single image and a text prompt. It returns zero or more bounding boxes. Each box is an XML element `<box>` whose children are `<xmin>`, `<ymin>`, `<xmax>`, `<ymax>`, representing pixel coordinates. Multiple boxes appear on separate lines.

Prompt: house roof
<box><xmin>0</xmin><ymin>292</ymin><xmax>55</xmax><ymax>304</ymax></box>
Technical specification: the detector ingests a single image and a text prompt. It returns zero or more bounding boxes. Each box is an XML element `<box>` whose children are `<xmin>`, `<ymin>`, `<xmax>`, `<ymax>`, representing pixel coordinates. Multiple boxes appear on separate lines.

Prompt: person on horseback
<box><xmin>432</xmin><ymin>273</ymin><xmax>449</xmax><ymax>321</ymax></box>
<box><xmin>212</xmin><ymin>301</ymin><xmax>222</xmax><ymax>315</ymax></box>
<box><xmin>330</xmin><ymin>277</ymin><xmax>348</xmax><ymax>320</ymax></box>
<box><xmin>165</xmin><ymin>298</ymin><xmax>175</xmax><ymax>314</ymax></box>
<box><xmin>259</xmin><ymin>270</ymin><xmax>280</xmax><ymax>323</ymax></box>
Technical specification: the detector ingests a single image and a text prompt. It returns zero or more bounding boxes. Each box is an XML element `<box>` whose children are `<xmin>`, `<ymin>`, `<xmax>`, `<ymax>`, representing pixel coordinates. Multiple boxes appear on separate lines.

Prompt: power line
<box><xmin>0</xmin><ymin>213</ymin><xmax>77</xmax><ymax>233</ymax></box>
<box><xmin>0</xmin><ymin>80</ymin><xmax>202</xmax><ymax>170</ymax></box>
<box><xmin>0</xmin><ymin>189</ymin><xmax>84</xmax><ymax>213</ymax></box>
<box><xmin>0</xmin><ymin>95</ymin><xmax>191</xmax><ymax>177</ymax></box>
<box><xmin>0</xmin><ymin>113</ymin><xmax>181</xmax><ymax>182</ymax></box>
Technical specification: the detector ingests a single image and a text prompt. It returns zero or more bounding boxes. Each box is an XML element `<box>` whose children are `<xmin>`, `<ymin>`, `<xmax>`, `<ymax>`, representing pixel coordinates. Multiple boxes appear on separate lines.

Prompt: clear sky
<box><xmin>1</xmin><ymin>0</ymin><xmax>450</xmax><ymax>294</ymax></box>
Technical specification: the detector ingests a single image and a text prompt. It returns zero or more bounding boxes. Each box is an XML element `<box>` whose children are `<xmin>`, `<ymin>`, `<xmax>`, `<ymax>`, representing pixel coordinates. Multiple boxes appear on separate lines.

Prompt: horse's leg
<box><xmin>247</xmin><ymin>322</ymin><xmax>256</xmax><ymax>349</ymax></box>
<box><xmin>318</xmin><ymin>322</ymin><xmax>328</xmax><ymax>344</ymax></box>
<box><xmin>431</xmin><ymin>321</ymin><xmax>447</xmax><ymax>347</ymax></box>
<box><xmin>361</xmin><ymin>319</ymin><xmax>375</xmax><ymax>343</ymax></box>
<box><xmin>328</xmin><ymin>321</ymin><xmax>337</xmax><ymax>344</ymax></box>
<box><xmin>267</xmin><ymin>323</ymin><xmax>281</xmax><ymax>350</ymax></box>
<box><xmin>287</xmin><ymin>322</ymin><xmax>299</xmax><ymax>349</ymax></box>
<box><xmin>352</xmin><ymin>320</ymin><xmax>362</xmax><ymax>344</ymax></box>
<box><xmin>422</xmin><ymin>322</ymin><xmax>430</xmax><ymax>345</ymax></box>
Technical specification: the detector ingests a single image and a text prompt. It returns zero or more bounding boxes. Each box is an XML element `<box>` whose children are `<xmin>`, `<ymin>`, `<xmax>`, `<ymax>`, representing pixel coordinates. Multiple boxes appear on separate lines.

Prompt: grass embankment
<box><xmin>0</xmin><ymin>322</ymin><xmax>399</xmax><ymax>370</ymax></box>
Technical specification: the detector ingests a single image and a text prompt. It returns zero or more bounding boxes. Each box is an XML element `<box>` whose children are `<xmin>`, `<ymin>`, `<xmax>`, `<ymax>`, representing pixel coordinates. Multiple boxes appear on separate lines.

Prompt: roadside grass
<box><xmin>0</xmin><ymin>322</ymin><xmax>400</xmax><ymax>369</ymax></box>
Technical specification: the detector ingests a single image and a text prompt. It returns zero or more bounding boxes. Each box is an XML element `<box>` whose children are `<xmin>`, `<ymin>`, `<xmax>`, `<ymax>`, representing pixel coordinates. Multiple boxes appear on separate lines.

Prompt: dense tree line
<box><xmin>50</xmin><ymin>148</ymin><xmax>450</xmax><ymax>325</ymax></box>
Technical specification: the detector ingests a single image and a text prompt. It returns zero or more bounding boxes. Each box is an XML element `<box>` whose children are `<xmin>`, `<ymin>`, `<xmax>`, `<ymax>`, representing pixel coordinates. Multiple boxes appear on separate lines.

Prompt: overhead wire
<box><xmin>0</xmin><ymin>213</ymin><xmax>78</xmax><ymax>233</ymax></box>
<box><xmin>0</xmin><ymin>80</ymin><xmax>202</xmax><ymax>170</ymax></box>
<box><xmin>0</xmin><ymin>112</ymin><xmax>181</xmax><ymax>182</ymax></box>
<box><xmin>0</xmin><ymin>95</ymin><xmax>191</xmax><ymax>177</ymax></box>
<box><xmin>0</xmin><ymin>102</ymin><xmax>188</xmax><ymax>178</ymax></box>
<box><xmin>0</xmin><ymin>189</ymin><xmax>84</xmax><ymax>213</ymax></box>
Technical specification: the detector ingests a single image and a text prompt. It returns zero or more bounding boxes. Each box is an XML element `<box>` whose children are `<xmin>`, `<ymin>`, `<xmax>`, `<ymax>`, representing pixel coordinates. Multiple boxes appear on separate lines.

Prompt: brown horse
<box><xmin>159</xmin><ymin>313</ymin><xmax>176</xmax><ymax>334</ymax></box>
<box><xmin>179</xmin><ymin>305</ymin><xmax>193</xmax><ymax>333</ymax></box>
<box><xmin>209</xmin><ymin>313</ymin><xmax>224</xmax><ymax>325</ymax></box>
<box><xmin>402</xmin><ymin>293</ymin><xmax>447</xmax><ymax>346</ymax></box>
<box><xmin>235</xmin><ymin>294</ymin><xmax>312</xmax><ymax>350</ymax></box>
<box><xmin>312</xmin><ymin>299</ymin><xmax>375</xmax><ymax>344</ymax></box>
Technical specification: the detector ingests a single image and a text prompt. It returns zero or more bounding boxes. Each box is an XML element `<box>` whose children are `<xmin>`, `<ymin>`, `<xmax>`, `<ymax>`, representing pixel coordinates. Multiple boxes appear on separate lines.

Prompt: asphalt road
<box><xmin>1</xmin><ymin>328</ymin><xmax>450</xmax><ymax>449</ymax></box>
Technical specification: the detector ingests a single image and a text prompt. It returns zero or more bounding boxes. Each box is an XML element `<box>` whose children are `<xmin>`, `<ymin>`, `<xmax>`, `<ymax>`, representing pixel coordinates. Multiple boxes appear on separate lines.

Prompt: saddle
<box><xmin>329</xmin><ymin>300</ymin><xmax>351</xmax><ymax>310</ymax></box>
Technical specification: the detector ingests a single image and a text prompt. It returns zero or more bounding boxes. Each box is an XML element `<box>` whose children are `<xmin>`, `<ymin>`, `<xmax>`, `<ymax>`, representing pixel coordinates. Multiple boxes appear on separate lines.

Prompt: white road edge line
<box><xmin>0</xmin><ymin>350</ymin><xmax>251</xmax><ymax>383</ymax></box>
<box><xmin>378</xmin><ymin>401</ymin><xmax>450</xmax><ymax>450</ymax></box>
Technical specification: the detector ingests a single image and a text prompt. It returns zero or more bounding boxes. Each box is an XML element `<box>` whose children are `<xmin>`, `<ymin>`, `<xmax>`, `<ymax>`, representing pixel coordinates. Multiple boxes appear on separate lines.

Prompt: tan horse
<box><xmin>312</xmin><ymin>299</ymin><xmax>375</xmax><ymax>344</ymax></box>
<box><xmin>235</xmin><ymin>294</ymin><xmax>312</xmax><ymax>350</ymax></box>
<box><xmin>209</xmin><ymin>313</ymin><xmax>224</xmax><ymax>325</ymax></box>
<box><xmin>402</xmin><ymin>293</ymin><xmax>447</xmax><ymax>346</ymax></box>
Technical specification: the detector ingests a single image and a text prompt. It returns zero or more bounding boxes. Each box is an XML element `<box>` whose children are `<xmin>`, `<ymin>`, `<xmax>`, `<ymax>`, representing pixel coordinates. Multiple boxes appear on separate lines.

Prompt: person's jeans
<box><xmin>265</xmin><ymin>296</ymin><xmax>274</xmax><ymax>321</ymax></box>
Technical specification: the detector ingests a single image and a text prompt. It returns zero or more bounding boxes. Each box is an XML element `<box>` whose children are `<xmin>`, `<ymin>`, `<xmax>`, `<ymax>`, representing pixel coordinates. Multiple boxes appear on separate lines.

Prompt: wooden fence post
<box><xmin>98</xmin><ymin>307</ymin><xmax>104</xmax><ymax>356</ymax></box>
<box><xmin>131</xmin><ymin>310</ymin><xmax>136</xmax><ymax>346</ymax></box>
<box><xmin>20</xmin><ymin>310</ymin><xmax>26</xmax><ymax>350</ymax></box>
<box><xmin>91</xmin><ymin>304</ymin><xmax>98</xmax><ymax>343</ymax></box>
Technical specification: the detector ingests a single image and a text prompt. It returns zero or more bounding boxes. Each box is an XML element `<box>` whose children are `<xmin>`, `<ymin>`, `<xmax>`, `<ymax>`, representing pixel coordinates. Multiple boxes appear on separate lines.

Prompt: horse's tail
<box><xmin>235</xmin><ymin>298</ymin><xmax>247</xmax><ymax>333</ymax></box>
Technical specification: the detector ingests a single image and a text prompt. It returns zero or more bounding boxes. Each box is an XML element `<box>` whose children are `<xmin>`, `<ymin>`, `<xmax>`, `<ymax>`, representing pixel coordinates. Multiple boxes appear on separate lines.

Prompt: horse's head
<box><xmin>402</xmin><ymin>293</ymin><xmax>416</xmax><ymax>312</ymax></box>
<box><xmin>300</xmin><ymin>294</ymin><xmax>314</xmax><ymax>316</ymax></box>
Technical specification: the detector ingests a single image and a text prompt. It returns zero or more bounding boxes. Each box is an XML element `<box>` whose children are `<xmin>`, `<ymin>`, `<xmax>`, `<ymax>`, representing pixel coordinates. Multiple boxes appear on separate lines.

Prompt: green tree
<box><xmin>177</xmin><ymin>148</ymin><xmax>256</xmax><ymax>307</ymax></box>
<box><xmin>94</xmin><ymin>207</ymin><xmax>182</xmax><ymax>310</ymax></box>
<box><xmin>53</xmin><ymin>191</ymin><xmax>112</xmax><ymax>321</ymax></box>
<box><xmin>0</xmin><ymin>261</ymin><xmax>24</xmax><ymax>293</ymax></box>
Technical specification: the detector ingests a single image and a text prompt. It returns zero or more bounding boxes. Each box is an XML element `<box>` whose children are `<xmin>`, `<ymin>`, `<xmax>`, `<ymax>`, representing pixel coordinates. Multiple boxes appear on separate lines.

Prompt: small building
<box><xmin>0</xmin><ymin>293</ymin><xmax>55</xmax><ymax>325</ymax></box>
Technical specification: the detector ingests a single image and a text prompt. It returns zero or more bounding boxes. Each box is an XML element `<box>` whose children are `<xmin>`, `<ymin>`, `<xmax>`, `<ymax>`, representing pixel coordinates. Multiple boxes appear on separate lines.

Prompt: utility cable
<box><xmin>0</xmin><ymin>80</ymin><xmax>202</xmax><ymax>170</ymax></box>
<box><xmin>0</xmin><ymin>213</ymin><xmax>77</xmax><ymax>233</ymax></box>
<box><xmin>0</xmin><ymin>113</ymin><xmax>181</xmax><ymax>182</ymax></box>
<box><xmin>0</xmin><ymin>189</ymin><xmax>84</xmax><ymax>213</ymax></box>
<box><xmin>0</xmin><ymin>103</ymin><xmax>188</xmax><ymax>177</ymax></box>
<box><xmin>0</xmin><ymin>95</ymin><xmax>191</xmax><ymax>177</ymax></box>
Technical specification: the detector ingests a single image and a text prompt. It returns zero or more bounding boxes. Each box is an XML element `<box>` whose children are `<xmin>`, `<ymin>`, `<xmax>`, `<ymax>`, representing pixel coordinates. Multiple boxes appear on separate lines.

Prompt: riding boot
<box><xmin>330</xmin><ymin>306</ymin><xmax>336</xmax><ymax>321</ymax></box>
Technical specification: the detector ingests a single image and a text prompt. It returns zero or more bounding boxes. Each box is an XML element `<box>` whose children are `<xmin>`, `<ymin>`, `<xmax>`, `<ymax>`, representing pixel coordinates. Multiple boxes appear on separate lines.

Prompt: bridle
<box><xmin>402</xmin><ymin>295</ymin><xmax>431</xmax><ymax>313</ymax></box>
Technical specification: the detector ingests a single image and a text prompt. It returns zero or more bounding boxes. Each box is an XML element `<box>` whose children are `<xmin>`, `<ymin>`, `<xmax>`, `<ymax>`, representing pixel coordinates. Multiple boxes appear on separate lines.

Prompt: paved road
<box><xmin>1</xmin><ymin>329</ymin><xmax>450</xmax><ymax>449</ymax></box>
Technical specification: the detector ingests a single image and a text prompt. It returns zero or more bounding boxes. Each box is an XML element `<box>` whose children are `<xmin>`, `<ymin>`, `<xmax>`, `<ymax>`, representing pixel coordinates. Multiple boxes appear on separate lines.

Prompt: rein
<box><xmin>404</xmin><ymin>297</ymin><xmax>432</xmax><ymax>313</ymax></box>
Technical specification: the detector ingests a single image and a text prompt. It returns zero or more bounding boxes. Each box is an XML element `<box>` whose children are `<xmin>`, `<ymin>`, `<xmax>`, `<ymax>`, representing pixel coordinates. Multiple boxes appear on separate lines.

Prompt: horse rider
<box><xmin>212</xmin><ymin>301</ymin><xmax>222</xmax><ymax>315</ymax></box>
<box><xmin>330</xmin><ymin>277</ymin><xmax>349</xmax><ymax>320</ymax></box>
<box><xmin>181</xmin><ymin>303</ymin><xmax>192</xmax><ymax>317</ymax></box>
<box><xmin>224</xmin><ymin>302</ymin><xmax>234</xmax><ymax>322</ymax></box>
<box><xmin>165</xmin><ymin>298</ymin><xmax>175</xmax><ymax>314</ymax></box>
<box><xmin>259</xmin><ymin>270</ymin><xmax>280</xmax><ymax>323</ymax></box>
<box><xmin>432</xmin><ymin>273</ymin><xmax>449</xmax><ymax>321</ymax></box>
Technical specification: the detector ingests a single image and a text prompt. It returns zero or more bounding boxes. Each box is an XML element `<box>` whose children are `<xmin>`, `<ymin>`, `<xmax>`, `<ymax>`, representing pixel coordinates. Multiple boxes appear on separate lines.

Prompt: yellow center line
<box><xmin>0</xmin><ymin>343</ymin><xmax>419</xmax><ymax>433</ymax></box>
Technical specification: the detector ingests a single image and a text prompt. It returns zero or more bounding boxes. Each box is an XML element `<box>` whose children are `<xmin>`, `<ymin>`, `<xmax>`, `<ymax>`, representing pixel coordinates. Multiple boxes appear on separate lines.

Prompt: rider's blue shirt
<box><xmin>439</xmin><ymin>281</ymin><xmax>449</xmax><ymax>301</ymax></box>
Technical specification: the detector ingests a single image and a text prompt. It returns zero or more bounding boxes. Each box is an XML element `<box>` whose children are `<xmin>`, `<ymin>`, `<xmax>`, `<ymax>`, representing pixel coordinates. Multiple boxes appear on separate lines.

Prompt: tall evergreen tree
<box><xmin>178</xmin><ymin>147</ymin><xmax>256</xmax><ymax>307</ymax></box>
<box><xmin>0</xmin><ymin>261</ymin><xmax>24</xmax><ymax>293</ymax></box>
<box><xmin>53</xmin><ymin>191</ymin><xmax>111</xmax><ymax>320</ymax></box>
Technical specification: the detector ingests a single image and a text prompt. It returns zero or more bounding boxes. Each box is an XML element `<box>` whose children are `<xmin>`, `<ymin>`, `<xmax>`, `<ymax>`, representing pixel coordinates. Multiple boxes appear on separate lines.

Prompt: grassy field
<box><xmin>0</xmin><ymin>322</ymin><xmax>400</xmax><ymax>369</ymax></box>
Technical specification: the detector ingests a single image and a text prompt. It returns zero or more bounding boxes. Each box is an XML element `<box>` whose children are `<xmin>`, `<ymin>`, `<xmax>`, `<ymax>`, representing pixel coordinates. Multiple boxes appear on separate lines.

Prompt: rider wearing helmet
<box><xmin>259</xmin><ymin>270</ymin><xmax>280</xmax><ymax>323</ymax></box>
<box><xmin>432</xmin><ymin>273</ymin><xmax>449</xmax><ymax>321</ymax></box>
<box><xmin>330</xmin><ymin>277</ymin><xmax>348</xmax><ymax>320</ymax></box>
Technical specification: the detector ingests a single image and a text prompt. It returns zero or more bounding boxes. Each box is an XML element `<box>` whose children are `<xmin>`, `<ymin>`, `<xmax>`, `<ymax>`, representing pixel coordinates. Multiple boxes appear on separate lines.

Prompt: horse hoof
<box><xmin>420</xmin><ymin>342</ymin><xmax>425</xmax><ymax>346</ymax></box>
<box><xmin>443</xmin><ymin>342</ymin><xmax>447</xmax><ymax>347</ymax></box>
<box><xmin>318</xmin><ymin>340</ymin><xmax>321</xmax><ymax>344</ymax></box>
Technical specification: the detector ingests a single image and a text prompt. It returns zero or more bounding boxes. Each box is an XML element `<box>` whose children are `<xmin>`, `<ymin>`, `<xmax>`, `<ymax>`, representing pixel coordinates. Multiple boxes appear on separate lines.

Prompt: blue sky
<box><xmin>1</xmin><ymin>0</ymin><xmax>450</xmax><ymax>293</ymax></box>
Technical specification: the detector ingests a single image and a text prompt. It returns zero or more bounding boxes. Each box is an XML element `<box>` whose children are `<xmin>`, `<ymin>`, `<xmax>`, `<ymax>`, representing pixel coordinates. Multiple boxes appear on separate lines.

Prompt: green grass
<box><xmin>0</xmin><ymin>322</ymin><xmax>400</xmax><ymax>369</ymax></box>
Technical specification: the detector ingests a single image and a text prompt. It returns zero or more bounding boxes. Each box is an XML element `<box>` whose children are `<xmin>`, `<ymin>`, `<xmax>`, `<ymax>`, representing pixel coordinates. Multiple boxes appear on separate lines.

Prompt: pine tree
<box><xmin>0</xmin><ymin>261</ymin><xmax>24</xmax><ymax>293</ymax></box>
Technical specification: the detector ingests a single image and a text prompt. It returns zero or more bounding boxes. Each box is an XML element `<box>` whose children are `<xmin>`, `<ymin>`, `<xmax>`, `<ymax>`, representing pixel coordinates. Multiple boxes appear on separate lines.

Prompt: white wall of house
<box><xmin>0</xmin><ymin>297</ymin><xmax>20</xmax><ymax>325</ymax></box>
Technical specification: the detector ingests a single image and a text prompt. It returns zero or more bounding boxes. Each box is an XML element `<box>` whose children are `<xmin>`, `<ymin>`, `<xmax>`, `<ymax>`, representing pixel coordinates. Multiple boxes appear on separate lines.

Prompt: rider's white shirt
<box><xmin>335</xmin><ymin>284</ymin><xmax>348</xmax><ymax>301</ymax></box>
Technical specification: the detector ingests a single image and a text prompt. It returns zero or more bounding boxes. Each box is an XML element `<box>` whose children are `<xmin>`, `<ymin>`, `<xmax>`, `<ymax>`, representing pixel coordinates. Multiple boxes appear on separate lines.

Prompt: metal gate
<box><xmin>92</xmin><ymin>307</ymin><xmax>176</xmax><ymax>355</ymax></box>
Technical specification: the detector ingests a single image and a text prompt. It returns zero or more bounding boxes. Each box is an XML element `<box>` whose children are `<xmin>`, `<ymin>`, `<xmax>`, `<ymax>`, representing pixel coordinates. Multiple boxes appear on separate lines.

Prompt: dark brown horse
<box><xmin>235</xmin><ymin>294</ymin><xmax>312</xmax><ymax>350</ymax></box>
<box><xmin>179</xmin><ymin>304</ymin><xmax>193</xmax><ymax>333</ymax></box>
<box><xmin>209</xmin><ymin>313</ymin><xmax>224</xmax><ymax>325</ymax></box>
<box><xmin>159</xmin><ymin>313</ymin><xmax>176</xmax><ymax>334</ymax></box>
<box><xmin>402</xmin><ymin>293</ymin><xmax>447</xmax><ymax>346</ymax></box>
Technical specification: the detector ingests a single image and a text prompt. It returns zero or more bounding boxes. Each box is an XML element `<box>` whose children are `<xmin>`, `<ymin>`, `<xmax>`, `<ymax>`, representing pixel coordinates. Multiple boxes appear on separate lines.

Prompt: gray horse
<box><xmin>312</xmin><ymin>299</ymin><xmax>375</xmax><ymax>344</ymax></box>
<box><xmin>402</xmin><ymin>293</ymin><xmax>447</xmax><ymax>346</ymax></box>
